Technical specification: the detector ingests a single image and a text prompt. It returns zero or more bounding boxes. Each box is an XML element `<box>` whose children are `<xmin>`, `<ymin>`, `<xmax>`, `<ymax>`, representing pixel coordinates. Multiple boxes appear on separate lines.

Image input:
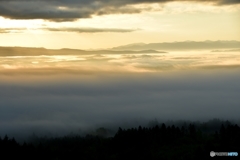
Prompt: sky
<box><xmin>0</xmin><ymin>0</ymin><xmax>239</xmax><ymax>49</ymax></box>
<box><xmin>0</xmin><ymin>0</ymin><xmax>240</xmax><ymax>140</ymax></box>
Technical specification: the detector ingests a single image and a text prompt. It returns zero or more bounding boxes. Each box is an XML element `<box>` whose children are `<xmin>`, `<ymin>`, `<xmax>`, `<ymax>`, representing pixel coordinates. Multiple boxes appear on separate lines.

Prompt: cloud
<box><xmin>0</xmin><ymin>46</ymin><xmax>240</xmax><ymax>75</ymax></box>
<box><xmin>0</xmin><ymin>69</ymin><xmax>240</xmax><ymax>140</ymax></box>
<box><xmin>0</xmin><ymin>27</ymin><xmax>138</xmax><ymax>34</ymax></box>
<box><xmin>0</xmin><ymin>0</ymin><xmax>239</xmax><ymax>21</ymax></box>
<box><xmin>218</xmin><ymin>0</ymin><xmax>240</xmax><ymax>5</ymax></box>
<box><xmin>0</xmin><ymin>27</ymin><xmax>26</xmax><ymax>33</ymax></box>
<box><xmin>44</xmin><ymin>27</ymin><xmax>138</xmax><ymax>33</ymax></box>
<box><xmin>199</xmin><ymin>64</ymin><xmax>240</xmax><ymax>70</ymax></box>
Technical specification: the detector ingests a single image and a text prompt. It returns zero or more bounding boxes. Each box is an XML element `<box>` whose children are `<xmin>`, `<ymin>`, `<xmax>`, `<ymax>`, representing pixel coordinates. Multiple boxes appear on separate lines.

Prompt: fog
<box><xmin>0</xmin><ymin>69</ymin><xmax>240</xmax><ymax>140</ymax></box>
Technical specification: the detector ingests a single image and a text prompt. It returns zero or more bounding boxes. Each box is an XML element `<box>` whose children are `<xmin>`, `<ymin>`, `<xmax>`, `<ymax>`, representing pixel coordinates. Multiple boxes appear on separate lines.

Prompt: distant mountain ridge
<box><xmin>112</xmin><ymin>40</ymin><xmax>240</xmax><ymax>51</ymax></box>
<box><xmin>1</xmin><ymin>40</ymin><xmax>239</xmax><ymax>56</ymax></box>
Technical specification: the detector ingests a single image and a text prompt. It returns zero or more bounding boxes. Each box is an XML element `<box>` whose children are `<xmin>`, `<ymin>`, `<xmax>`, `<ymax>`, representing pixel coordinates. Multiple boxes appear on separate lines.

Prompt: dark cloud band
<box><xmin>0</xmin><ymin>27</ymin><xmax>137</xmax><ymax>34</ymax></box>
<box><xmin>0</xmin><ymin>0</ymin><xmax>239</xmax><ymax>21</ymax></box>
<box><xmin>44</xmin><ymin>27</ymin><xmax>138</xmax><ymax>33</ymax></box>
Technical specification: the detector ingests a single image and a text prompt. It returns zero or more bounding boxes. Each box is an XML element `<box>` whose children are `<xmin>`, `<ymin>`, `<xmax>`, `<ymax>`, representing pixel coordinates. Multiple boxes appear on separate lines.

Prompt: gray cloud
<box><xmin>0</xmin><ymin>0</ymin><xmax>239</xmax><ymax>21</ymax></box>
<box><xmin>0</xmin><ymin>26</ymin><xmax>138</xmax><ymax>34</ymax></box>
<box><xmin>44</xmin><ymin>27</ymin><xmax>138</xmax><ymax>33</ymax></box>
<box><xmin>199</xmin><ymin>64</ymin><xmax>240</xmax><ymax>70</ymax></box>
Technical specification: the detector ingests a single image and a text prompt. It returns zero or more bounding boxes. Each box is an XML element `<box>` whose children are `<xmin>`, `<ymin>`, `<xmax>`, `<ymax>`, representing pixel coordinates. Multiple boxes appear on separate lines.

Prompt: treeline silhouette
<box><xmin>1</xmin><ymin>120</ymin><xmax>240</xmax><ymax>159</ymax></box>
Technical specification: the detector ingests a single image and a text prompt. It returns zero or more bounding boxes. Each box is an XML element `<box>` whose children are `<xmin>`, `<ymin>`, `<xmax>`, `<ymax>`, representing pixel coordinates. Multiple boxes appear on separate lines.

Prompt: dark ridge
<box><xmin>112</xmin><ymin>40</ymin><xmax>240</xmax><ymax>51</ymax></box>
<box><xmin>0</xmin><ymin>46</ymin><xmax>164</xmax><ymax>56</ymax></box>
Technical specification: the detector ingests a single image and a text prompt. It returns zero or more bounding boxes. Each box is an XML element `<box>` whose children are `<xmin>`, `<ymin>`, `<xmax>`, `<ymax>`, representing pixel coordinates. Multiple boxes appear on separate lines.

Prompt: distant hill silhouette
<box><xmin>112</xmin><ymin>40</ymin><xmax>240</xmax><ymax>51</ymax></box>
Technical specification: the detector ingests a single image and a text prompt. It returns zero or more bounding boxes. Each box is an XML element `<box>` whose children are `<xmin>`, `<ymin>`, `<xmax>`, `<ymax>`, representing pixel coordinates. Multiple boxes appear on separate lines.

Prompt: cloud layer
<box><xmin>0</xmin><ymin>69</ymin><xmax>240</xmax><ymax>140</ymax></box>
<box><xmin>0</xmin><ymin>47</ymin><xmax>240</xmax><ymax>74</ymax></box>
<box><xmin>0</xmin><ymin>0</ymin><xmax>239</xmax><ymax>21</ymax></box>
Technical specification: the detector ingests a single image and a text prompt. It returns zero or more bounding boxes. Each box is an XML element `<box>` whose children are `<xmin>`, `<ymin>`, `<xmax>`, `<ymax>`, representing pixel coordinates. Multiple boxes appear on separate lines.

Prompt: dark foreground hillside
<box><xmin>1</xmin><ymin>122</ymin><xmax>239</xmax><ymax>160</ymax></box>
